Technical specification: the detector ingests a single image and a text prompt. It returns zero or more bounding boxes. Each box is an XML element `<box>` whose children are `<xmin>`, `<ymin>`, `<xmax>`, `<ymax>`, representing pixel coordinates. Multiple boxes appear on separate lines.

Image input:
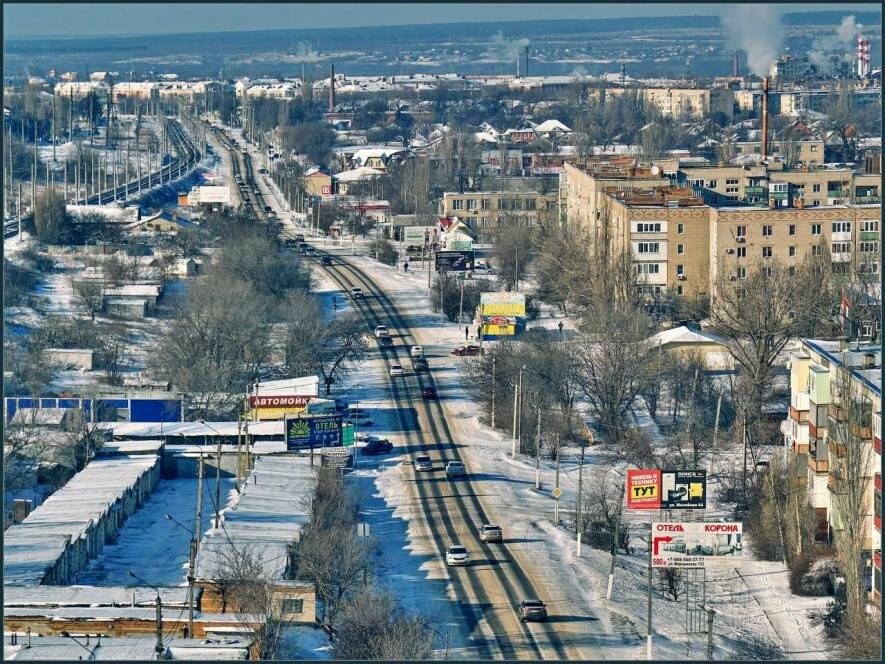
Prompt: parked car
<box><xmin>344</xmin><ymin>409</ymin><xmax>373</xmax><ymax>426</ymax></box>
<box><xmin>422</xmin><ymin>386</ymin><xmax>437</xmax><ymax>399</ymax></box>
<box><xmin>411</xmin><ymin>357</ymin><xmax>429</xmax><ymax>372</ymax></box>
<box><xmin>445</xmin><ymin>460</ymin><xmax>466</xmax><ymax>477</ymax></box>
<box><xmin>415</xmin><ymin>455</ymin><xmax>433</xmax><ymax>472</ymax></box>
<box><xmin>379</xmin><ymin>334</ymin><xmax>393</xmax><ymax>348</ymax></box>
<box><xmin>321</xmin><ymin>255</ymin><xmax>333</xmax><ymax>266</ymax></box>
<box><xmin>264</xmin><ymin>205</ymin><xmax>272</xmax><ymax>212</ymax></box>
<box><xmin>362</xmin><ymin>437</ymin><xmax>393</xmax><ymax>455</ymax></box>
<box><xmin>479</xmin><ymin>524</ymin><xmax>503</xmax><ymax>542</ymax></box>
<box><xmin>374</xmin><ymin>325</ymin><xmax>389</xmax><ymax>338</ymax></box>
<box><xmin>350</xmin><ymin>287</ymin><xmax>363</xmax><ymax>298</ymax></box>
<box><xmin>445</xmin><ymin>545</ymin><xmax>470</xmax><ymax>566</ymax></box>
<box><xmin>410</xmin><ymin>345</ymin><xmax>424</xmax><ymax>359</ymax></box>
<box><xmin>451</xmin><ymin>345</ymin><xmax>482</xmax><ymax>356</ymax></box>
<box><xmin>518</xmin><ymin>599</ymin><xmax>547</xmax><ymax>622</ymax></box>
<box><xmin>304</xmin><ymin>247</ymin><xmax>316</xmax><ymax>256</ymax></box>
<box><xmin>294</xmin><ymin>233</ymin><xmax>305</xmax><ymax>242</ymax></box>
<box><xmin>283</xmin><ymin>238</ymin><xmax>298</xmax><ymax>248</ymax></box>
<box><xmin>389</xmin><ymin>364</ymin><xmax>405</xmax><ymax>377</ymax></box>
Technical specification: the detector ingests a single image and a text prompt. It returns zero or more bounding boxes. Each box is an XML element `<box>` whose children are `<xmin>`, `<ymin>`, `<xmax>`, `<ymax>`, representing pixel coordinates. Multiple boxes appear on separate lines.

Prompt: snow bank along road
<box><xmin>317</xmin><ymin>254</ymin><xmax>601</xmax><ymax>660</ymax></box>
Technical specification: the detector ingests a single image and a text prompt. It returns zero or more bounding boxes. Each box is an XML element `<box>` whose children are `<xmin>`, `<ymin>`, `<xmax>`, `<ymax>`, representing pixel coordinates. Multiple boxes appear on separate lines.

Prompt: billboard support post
<box><xmin>706</xmin><ymin>607</ymin><xmax>715</xmax><ymax>660</ymax></box>
<box><xmin>647</xmin><ymin>536</ymin><xmax>653</xmax><ymax>660</ymax></box>
<box><xmin>606</xmin><ymin>481</ymin><xmax>626</xmax><ymax>600</ymax></box>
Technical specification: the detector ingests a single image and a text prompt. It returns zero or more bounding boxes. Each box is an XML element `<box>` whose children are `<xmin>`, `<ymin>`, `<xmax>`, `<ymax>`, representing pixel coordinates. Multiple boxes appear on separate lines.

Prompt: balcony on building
<box><xmin>807</xmin><ymin>438</ymin><xmax>829</xmax><ymax>473</ymax></box>
<box><xmin>790</xmin><ymin>390</ymin><xmax>810</xmax><ymax>421</ymax></box>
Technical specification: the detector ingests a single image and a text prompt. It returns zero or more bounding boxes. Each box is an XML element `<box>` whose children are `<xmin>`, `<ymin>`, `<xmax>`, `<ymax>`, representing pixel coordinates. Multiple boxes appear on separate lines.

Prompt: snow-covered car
<box><xmin>389</xmin><ymin>364</ymin><xmax>405</xmax><ymax>377</ymax></box>
<box><xmin>445</xmin><ymin>461</ymin><xmax>466</xmax><ymax>477</ymax></box>
<box><xmin>374</xmin><ymin>325</ymin><xmax>389</xmax><ymax>338</ymax></box>
<box><xmin>410</xmin><ymin>345</ymin><xmax>424</xmax><ymax>359</ymax></box>
<box><xmin>414</xmin><ymin>455</ymin><xmax>433</xmax><ymax>472</ymax></box>
<box><xmin>344</xmin><ymin>409</ymin><xmax>373</xmax><ymax>426</ymax></box>
<box><xmin>479</xmin><ymin>524</ymin><xmax>503</xmax><ymax>542</ymax></box>
<box><xmin>445</xmin><ymin>545</ymin><xmax>470</xmax><ymax>566</ymax></box>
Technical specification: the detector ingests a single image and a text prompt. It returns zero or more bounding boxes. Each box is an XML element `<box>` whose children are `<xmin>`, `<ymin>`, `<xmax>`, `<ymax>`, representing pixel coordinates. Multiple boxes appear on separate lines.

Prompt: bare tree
<box><xmin>74</xmin><ymin>280</ymin><xmax>104</xmax><ymax>321</ymax></box>
<box><xmin>492</xmin><ymin>214</ymin><xmax>536</xmax><ymax>292</ymax></box>
<box><xmin>93</xmin><ymin>323</ymin><xmax>130</xmax><ymax>386</ymax></box>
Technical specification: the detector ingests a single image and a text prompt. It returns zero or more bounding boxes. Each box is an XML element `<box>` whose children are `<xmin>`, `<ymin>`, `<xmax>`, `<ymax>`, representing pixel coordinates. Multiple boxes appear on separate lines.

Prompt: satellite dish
<box><xmin>651</xmin><ymin>165</ymin><xmax>660</xmax><ymax>176</ymax></box>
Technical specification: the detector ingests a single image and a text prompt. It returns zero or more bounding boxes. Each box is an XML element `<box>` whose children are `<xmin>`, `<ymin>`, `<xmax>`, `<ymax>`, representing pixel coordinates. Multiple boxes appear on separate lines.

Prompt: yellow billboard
<box><xmin>482</xmin><ymin>323</ymin><xmax>516</xmax><ymax>336</ymax></box>
<box><xmin>480</xmin><ymin>293</ymin><xmax>526</xmax><ymax>318</ymax></box>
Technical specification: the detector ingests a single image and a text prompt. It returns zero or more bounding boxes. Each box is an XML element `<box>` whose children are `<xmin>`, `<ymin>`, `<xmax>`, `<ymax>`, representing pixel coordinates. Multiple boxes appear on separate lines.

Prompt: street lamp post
<box><xmin>198</xmin><ymin>420</ymin><xmax>224</xmax><ymax>529</ymax></box>
<box><xmin>127</xmin><ymin>571</ymin><xmax>165</xmax><ymax>660</ymax></box>
<box><xmin>164</xmin><ymin>513</ymin><xmax>197</xmax><ymax>637</ymax></box>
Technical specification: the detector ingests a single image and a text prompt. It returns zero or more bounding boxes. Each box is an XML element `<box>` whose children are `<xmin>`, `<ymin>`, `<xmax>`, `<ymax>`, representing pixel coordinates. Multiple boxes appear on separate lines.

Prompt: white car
<box><xmin>374</xmin><ymin>325</ymin><xmax>388</xmax><ymax>338</ymax></box>
<box><xmin>414</xmin><ymin>455</ymin><xmax>433</xmax><ymax>472</ymax></box>
<box><xmin>445</xmin><ymin>461</ymin><xmax>466</xmax><ymax>477</ymax></box>
<box><xmin>445</xmin><ymin>545</ymin><xmax>470</xmax><ymax>566</ymax></box>
<box><xmin>350</xmin><ymin>287</ymin><xmax>363</xmax><ymax>299</ymax></box>
<box><xmin>410</xmin><ymin>345</ymin><xmax>424</xmax><ymax>359</ymax></box>
<box><xmin>389</xmin><ymin>364</ymin><xmax>405</xmax><ymax>377</ymax></box>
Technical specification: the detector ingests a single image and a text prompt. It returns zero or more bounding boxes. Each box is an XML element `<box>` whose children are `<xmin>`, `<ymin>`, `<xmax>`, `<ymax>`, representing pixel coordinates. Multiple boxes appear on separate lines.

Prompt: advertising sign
<box><xmin>321</xmin><ymin>185</ymin><xmax>332</xmax><ymax>196</ymax></box>
<box><xmin>448</xmin><ymin>240</ymin><xmax>473</xmax><ymax>251</ymax></box>
<box><xmin>627</xmin><ymin>469</ymin><xmax>662</xmax><ymax>509</ymax></box>
<box><xmin>651</xmin><ymin>522</ymin><xmax>743</xmax><ymax>568</ymax></box>
<box><xmin>195</xmin><ymin>185</ymin><xmax>232</xmax><ymax>204</ymax></box>
<box><xmin>249</xmin><ymin>395</ymin><xmax>312</xmax><ymax>408</ymax></box>
<box><xmin>404</xmin><ymin>226</ymin><xmax>432</xmax><ymax>246</ymax></box>
<box><xmin>285</xmin><ymin>415</ymin><xmax>343</xmax><ymax>451</ymax></box>
<box><xmin>480</xmin><ymin>292</ymin><xmax>526</xmax><ymax>317</ymax></box>
<box><xmin>320</xmin><ymin>446</ymin><xmax>354</xmax><ymax>470</ymax></box>
<box><xmin>626</xmin><ymin>469</ymin><xmax>707</xmax><ymax>510</ymax></box>
<box><xmin>435</xmin><ymin>250</ymin><xmax>475</xmax><ymax>272</ymax></box>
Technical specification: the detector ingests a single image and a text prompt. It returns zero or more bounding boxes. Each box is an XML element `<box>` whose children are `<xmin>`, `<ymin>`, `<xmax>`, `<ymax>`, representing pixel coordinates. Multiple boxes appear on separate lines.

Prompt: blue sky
<box><xmin>5</xmin><ymin>3</ymin><xmax>879</xmax><ymax>39</ymax></box>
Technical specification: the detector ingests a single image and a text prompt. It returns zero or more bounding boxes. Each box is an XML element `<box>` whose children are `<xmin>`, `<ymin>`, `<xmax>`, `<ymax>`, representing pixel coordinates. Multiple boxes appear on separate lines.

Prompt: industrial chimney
<box><xmin>329</xmin><ymin>64</ymin><xmax>336</xmax><ymax>112</ymax></box>
<box><xmin>732</xmin><ymin>51</ymin><xmax>739</xmax><ymax>78</ymax></box>
<box><xmin>857</xmin><ymin>36</ymin><xmax>871</xmax><ymax>77</ymax></box>
<box><xmin>761</xmin><ymin>77</ymin><xmax>769</xmax><ymax>161</ymax></box>
<box><xmin>525</xmin><ymin>45</ymin><xmax>529</xmax><ymax>78</ymax></box>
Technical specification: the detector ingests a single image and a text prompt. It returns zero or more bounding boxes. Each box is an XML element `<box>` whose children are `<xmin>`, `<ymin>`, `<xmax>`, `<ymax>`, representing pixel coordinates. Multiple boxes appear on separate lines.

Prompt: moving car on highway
<box><xmin>445</xmin><ymin>545</ymin><xmax>470</xmax><ymax>566</ymax></box>
<box><xmin>479</xmin><ymin>524</ymin><xmax>503</xmax><ymax>542</ymax></box>
<box><xmin>445</xmin><ymin>460</ymin><xmax>466</xmax><ymax>477</ymax></box>
<box><xmin>518</xmin><ymin>599</ymin><xmax>547</xmax><ymax>622</ymax></box>
<box><xmin>361</xmin><ymin>437</ymin><xmax>393</xmax><ymax>455</ymax></box>
<box><xmin>422</xmin><ymin>386</ymin><xmax>437</xmax><ymax>399</ymax></box>
<box><xmin>389</xmin><ymin>364</ymin><xmax>405</xmax><ymax>377</ymax></box>
<box><xmin>452</xmin><ymin>345</ymin><xmax>482</xmax><ymax>356</ymax></box>
<box><xmin>415</xmin><ymin>455</ymin><xmax>433</xmax><ymax>472</ymax></box>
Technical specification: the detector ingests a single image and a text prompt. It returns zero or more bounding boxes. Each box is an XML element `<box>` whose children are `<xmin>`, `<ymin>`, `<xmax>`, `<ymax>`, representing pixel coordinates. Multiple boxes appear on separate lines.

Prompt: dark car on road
<box><xmin>379</xmin><ymin>334</ymin><xmax>394</xmax><ymax>348</ymax></box>
<box><xmin>362</xmin><ymin>437</ymin><xmax>393</xmax><ymax>455</ymax></box>
<box><xmin>451</xmin><ymin>345</ymin><xmax>482</xmax><ymax>356</ymax></box>
<box><xmin>518</xmin><ymin>600</ymin><xmax>547</xmax><ymax>622</ymax></box>
<box><xmin>412</xmin><ymin>357</ymin><xmax>429</xmax><ymax>372</ymax></box>
<box><xmin>422</xmin><ymin>386</ymin><xmax>437</xmax><ymax>399</ymax></box>
<box><xmin>284</xmin><ymin>238</ymin><xmax>298</xmax><ymax>248</ymax></box>
<box><xmin>321</xmin><ymin>255</ymin><xmax>333</xmax><ymax>266</ymax></box>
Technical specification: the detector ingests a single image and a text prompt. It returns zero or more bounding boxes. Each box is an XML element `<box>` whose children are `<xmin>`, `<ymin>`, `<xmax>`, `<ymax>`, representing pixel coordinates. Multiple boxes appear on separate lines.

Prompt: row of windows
<box><xmin>450</xmin><ymin>197</ymin><xmax>546</xmax><ymax>211</ymax></box>
<box><xmin>732</xmin><ymin>242</ymin><xmax>880</xmax><ymax>259</ymax></box>
<box><xmin>733</xmin><ymin>220</ymin><xmax>874</xmax><ymax>237</ymax></box>
<box><xmin>734</xmin><ymin>261</ymin><xmax>879</xmax><ymax>280</ymax></box>
<box><xmin>635</xmin><ymin>222</ymin><xmax>662</xmax><ymax>233</ymax></box>
<box><xmin>637</xmin><ymin>242</ymin><xmax>661</xmax><ymax>254</ymax></box>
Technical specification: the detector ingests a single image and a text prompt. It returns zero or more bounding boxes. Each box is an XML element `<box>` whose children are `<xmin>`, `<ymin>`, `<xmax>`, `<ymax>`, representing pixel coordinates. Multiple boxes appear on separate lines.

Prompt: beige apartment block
<box><xmin>596</xmin><ymin>86</ymin><xmax>734</xmax><ymax>120</ymax></box>
<box><xmin>440</xmin><ymin>190</ymin><xmax>559</xmax><ymax>243</ymax></box>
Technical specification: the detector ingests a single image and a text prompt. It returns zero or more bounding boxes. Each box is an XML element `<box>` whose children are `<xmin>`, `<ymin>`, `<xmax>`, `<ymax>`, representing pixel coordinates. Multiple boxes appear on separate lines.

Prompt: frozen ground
<box><xmin>76</xmin><ymin>477</ymin><xmax>238</xmax><ymax>587</ymax></box>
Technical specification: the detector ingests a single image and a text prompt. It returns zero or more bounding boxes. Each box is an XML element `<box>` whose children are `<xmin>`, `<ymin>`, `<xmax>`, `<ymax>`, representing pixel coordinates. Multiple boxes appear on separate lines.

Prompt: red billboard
<box><xmin>248</xmin><ymin>395</ymin><xmax>312</xmax><ymax>408</ymax></box>
<box><xmin>626</xmin><ymin>469</ymin><xmax>662</xmax><ymax>510</ymax></box>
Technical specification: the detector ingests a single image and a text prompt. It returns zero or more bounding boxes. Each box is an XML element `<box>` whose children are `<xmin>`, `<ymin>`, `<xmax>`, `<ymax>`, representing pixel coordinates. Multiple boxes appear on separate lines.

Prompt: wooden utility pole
<box><xmin>214</xmin><ymin>435</ymin><xmax>222</xmax><ymax>529</ymax></box>
<box><xmin>534</xmin><ymin>406</ymin><xmax>542</xmax><ymax>490</ymax></box>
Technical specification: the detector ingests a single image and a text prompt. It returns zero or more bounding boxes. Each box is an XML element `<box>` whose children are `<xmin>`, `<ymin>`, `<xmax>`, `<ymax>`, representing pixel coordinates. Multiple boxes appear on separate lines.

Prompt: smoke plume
<box><xmin>809</xmin><ymin>16</ymin><xmax>861</xmax><ymax>73</ymax></box>
<box><xmin>721</xmin><ymin>5</ymin><xmax>784</xmax><ymax>77</ymax></box>
<box><xmin>489</xmin><ymin>31</ymin><xmax>530</xmax><ymax>62</ymax></box>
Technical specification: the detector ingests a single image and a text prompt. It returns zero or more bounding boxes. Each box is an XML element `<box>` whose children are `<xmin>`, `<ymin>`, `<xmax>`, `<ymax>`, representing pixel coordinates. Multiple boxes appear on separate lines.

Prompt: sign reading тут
<box><xmin>626</xmin><ymin>469</ymin><xmax>706</xmax><ymax>510</ymax></box>
<box><xmin>651</xmin><ymin>521</ymin><xmax>743</xmax><ymax>568</ymax></box>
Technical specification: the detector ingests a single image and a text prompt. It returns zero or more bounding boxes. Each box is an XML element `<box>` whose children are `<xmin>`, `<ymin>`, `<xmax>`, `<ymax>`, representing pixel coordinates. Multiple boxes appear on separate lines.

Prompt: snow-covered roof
<box><xmin>534</xmin><ymin>119</ymin><xmax>572</xmax><ymax>134</ymax></box>
<box><xmin>96</xmin><ymin>420</ymin><xmax>284</xmax><ymax>439</ymax></box>
<box><xmin>3</xmin><ymin>584</ymin><xmax>189</xmax><ymax>608</ymax></box>
<box><xmin>4</xmin><ymin>455</ymin><xmax>161</xmax><ymax>586</ymax></box>
<box><xmin>255</xmin><ymin>375</ymin><xmax>320</xmax><ymax>396</ymax></box>
<box><xmin>649</xmin><ymin>325</ymin><xmax>728</xmax><ymax>348</ymax></box>
<box><xmin>195</xmin><ymin>456</ymin><xmax>315</xmax><ymax>582</ymax></box>
<box><xmin>103</xmin><ymin>284</ymin><xmax>161</xmax><ymax>299</ymax></box>
<box><xmin>4</xmin><ymin>635</ymin><xmax>158</xmax><ymax>661</ymax></box>
<box><xmin>9</xmin><ymin>407</ymin><xmax>71</xmax><ymax>426</ymax></box>
<box><xmin>333</xmin><ymin>165</ymin><xmax>384</xmax><ymax>183</ymax></box>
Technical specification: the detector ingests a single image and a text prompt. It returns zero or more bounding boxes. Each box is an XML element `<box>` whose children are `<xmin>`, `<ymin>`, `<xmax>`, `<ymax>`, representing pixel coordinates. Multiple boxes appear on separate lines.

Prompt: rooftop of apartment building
<box><xmin>803</xmin><ymin>339</ymin><xmax>881</xmax><ymax>395</ymax></box>
<box><xmin>606</xmin><ymin>185</ymin><xmax>706</xmax><ymax>208</ymax></box>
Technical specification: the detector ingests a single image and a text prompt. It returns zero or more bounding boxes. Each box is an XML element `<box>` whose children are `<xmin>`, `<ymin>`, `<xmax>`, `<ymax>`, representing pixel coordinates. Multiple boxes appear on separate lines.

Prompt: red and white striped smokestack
<box><xmin>857</xmin><ymin>36</ymin><xmax>870</xmax><ymax>77</ymax></box>
<box><xmin>761</xmin><ymin>77</ymin><xmax>769</xmax><ymax>161</ymax></box>
<box><xmin>329</xmin><ymin>64</ymin><xmax>336</xmax><ymax>112</ymax></box>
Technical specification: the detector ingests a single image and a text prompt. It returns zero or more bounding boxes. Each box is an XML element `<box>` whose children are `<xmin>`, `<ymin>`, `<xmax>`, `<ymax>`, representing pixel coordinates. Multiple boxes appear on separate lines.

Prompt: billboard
<box><xmin>285</xmin><ymin>415</ymin><xmax>343</xmax><ymax>451</ymax></box>
<box><xmin>194</xmin><ymin>185</ymin><xmax>231</xmax><ymax>204</ymax></box>
<box><xmin>651</xmin><ymin>522</ymin><xmax>743</xmax><ymax>568</ymax></box>
<box><xmin>626</xmin><ymin>469</ymin><xmax>707</xmax><ymax>510</ymax></box>
<box><xmin>435</xmin><ymin>250</ymin><xmax>475</xmax><ymax>272</ymax></box>
<box><xmin>404</xmin><ymin>226</ymin><xmax>433</xmax><ymax>246</ymax></box>
<box><xmin>481</xmin><ymin>315</ymin><xmax>516</xmax><ymax>336</ymax></box>
<box><xmin>480</xmin><ymin>292</ymin><xmax>526</xmax><ymax>317</ymax></box>
<box><xmin>249</xmin><ymin>394</ymin><xmax>313</xmax><ymax>421</ymax></box>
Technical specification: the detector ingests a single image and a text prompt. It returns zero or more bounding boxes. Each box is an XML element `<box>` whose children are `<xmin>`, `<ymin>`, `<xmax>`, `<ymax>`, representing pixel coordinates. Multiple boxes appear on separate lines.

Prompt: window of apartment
<box><xmin>481</xmin><ymin>198</ymin><xmax>491</xmax><ymax>210</ymax></box>
<box><xmin>726</xmin><ymin>187</ymin><xmax>739</xmax><ymax>194</ymax></box>
<box><xmin>545</xmin><ymin>200</ymin><xmax>556</xmax><ymax>211</ymax></box>
<box><xmin>726</xmin><ymin>179</ymin><xmax>739</xmax><ymax>186</ymax></box>
<box><xmin>736</xmin><ymin>225</ymin><xmax>746</xmax><ymax>238</ymax></box>
<box><xmin>282</xmin><ymin>599</ymin><xmax>304</xmax><ymax>613</ymax></box>
<box><xmin>762</xmin><ymin>266</ymin><xmax>773</xmax><ymax>277</ymax></box>
<box><xmin>831</xmin><ymin>242</ymin><xmax>851</xmax><ymax>254</ymax></box>
<box><xmin>788</xmin><ymin>266</ymin><xmax>796</xmax><ymax>276</ymax></box>
<box><xmin>466</xmin><ymin>199</ymin><xmax>477</xmax><ymax>211</ymax></box>
<box><xmin>812</xmin><ymin>183</ymin><xmax>821</xmax><ymax>193</ymax></box>
<box><xmin>677</xmin><ymin>223</ymin><xmax>685</xmax><ymax>235</ymax></box>
<box><xmin>634</xmin><ymin>263</ymin><xmax>661</xmax><ymax>274</ymax></box>
<box><xmin>788</xmin><ymin>245</ymin><xmax>796</xmax><ymax>257</ymax></box>
<box><xmin>636</xmin><ymin>222</ymin><xmax>663</xmax><ymax>233</ymax></box>
<box><xmin>707</xmin><ymin>180</ymin><xmax>718</xmax><ymax>188</ymax></box>
<box><xmin>859</xmin><ymin>241</ymin><xmax>879</xmax><ymax>254</ymax></box>
<box><xmin>860</xmin><ymin>220</ymin><xmax>879</xmax><ymax>232</ymax></box>
<box><xmin>737</xmin><ymin>246</ymin><xmax>747</xmax><ymax>258</ymax></box>
<box><xmin>762</xmin><ymin>246</ymin><xmax>773</xmax><ymax>258</ymax></box>
<box><xmin>677</xmin><ymin>243</ymin><xmax>684</xmax><ymax>255</ymax></box>
<box><xmin>762</xmin><ymin>225</ymin><xmax>773</xmax><ymax>236</ymax></box>
<box><xmin>811</xmin><ymin>200</ymin><xmax>820</xmax><ymax>207</ymax></box>
<box><xmin>788</xmin><ymin>224</ymin><xmax>796</xmax><ymax>236</ymax></box>
<box><xmin>513</xmin><ymin>198</ymin><xmax>524</xmax><ymax>211</ymax></box>
<box><xmin>810</xmin><ymin>145</ymin><xmax>818</xmax><ymax>152</ymax></box>
<box><xmin>689</xmin><ymin>179</ymin><xmax>704</xmax><ymax>188</ymax></box>
<box><xmin>812</xmin><ymin>244</ymin><xmax>823</xmax><ymax>255</ymax></box>
<box><xmin>771</xmin><ymin>183</ymin><xmax>788</xmax><ymax>193</ymax></box>
<box><xmin>736</xmin><ymin>266</ymin><xmax>747</xmax><ymax>279</ymax></box>
<box><xmin>637</xmin><ymin>242</ymin><xmax>660</xmax><ymax>254</ymax></box>
<box><xmin>860</xmin><ymin>261</ymin><xmax>879</xmax><ymax>274</ymax></box>
<box><xmin>525</xmin><ymin>198</ymin><xmax>536</xmax><ymax>211</ymax></box>
<box><xmin>832</xmin><ymin>221</ymin><xmax>851</xmax><ymax>234</ymax></box>
<box><xmin>676</xmin><ymin>264</ymin><xmax>684</xmax><ymax>276</ymax></box>
<box><xmin>676</xmin><ymin>284</ymin><xmax>684</xmax><ymax>295</ymax></box>
<box><xmin>451</xmin><ymin>199</ymin><xmax>464</xmax><ymax>210</ymax></box>
<box><xmin>811</xmin><ymin>223</ymin><xmax>822</xmax><ymax>235</ymax></box>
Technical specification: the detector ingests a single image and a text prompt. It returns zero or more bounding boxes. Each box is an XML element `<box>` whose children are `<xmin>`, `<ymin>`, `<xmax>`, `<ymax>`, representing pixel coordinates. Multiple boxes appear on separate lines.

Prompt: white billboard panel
<box><xmin>404</xmin><ymin>226</ymin><xmax>432</xmax><ymax>245</ymax></box>
<box><xmin>651</xmin><ymin>522</ymin><xmax>743</xmax><ymax>568</ymax></box>
<box><xmin>196</xmin><ymin>186</ymin><xmax>231</xmax><ymax>204</ymax></box>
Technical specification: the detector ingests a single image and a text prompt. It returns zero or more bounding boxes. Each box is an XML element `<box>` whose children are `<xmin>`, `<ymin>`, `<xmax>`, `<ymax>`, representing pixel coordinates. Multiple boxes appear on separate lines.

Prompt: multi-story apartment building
<box><xmin>596</xmin><ymin>86</ymin><xmax>735</xmax><ymax>120</ymax></box>
<box><xmin>440</xmin><ymin>190</ymin><xmax>559</xmax><ymax>244</ymax></box>
<box><xmin>782</xmin><ymin>340</ymin><xmax>881</xmax><ymax>601</ymax></box>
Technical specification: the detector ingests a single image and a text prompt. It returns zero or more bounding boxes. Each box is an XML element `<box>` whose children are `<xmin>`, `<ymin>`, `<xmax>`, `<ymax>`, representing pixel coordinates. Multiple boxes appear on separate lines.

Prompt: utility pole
<box><xmin>155</xmin><ymin>593</ymin><xmax>164</xmax><ymax>660</ymax></box>
<box><xmin>215</xmin><ymin>433</ymin><xmax>222</xmax><ymax>529</ymax></box>
<box><xmin>741</xmin><ymin>413</ymin><xmax>748</xmax><ymax>510</ymax></box>
<box><xmin>511</xmin><ymin>380</ymin><xmax>519</xmax><ymax>457</ymax></box>
<box><xmin>190</xmin><ymin>455</ymin><xmax>203</xmax><ymax>637</ymax></box>
<box><xmin>534</xmin><ymin>406</ymin><xmax>542</xmax><ymax>490</ymax></box>
<box><xmin>646</xmin><ymin>530</ymin><xmax>653</xmax><ymax>660</ymax></box>
<box><xmin>705</xmin><ymin>608</ymin><xmax>715</xmax><ymax>661</ymax></box>
<box><xmin>576</xmin><ymin>436</ymin><xmax>586</xmax><ymax>556</ymax></box>
<box><xmin>606</xmin><ymin>481</ymin><xmax>626</xmax><ymax>599</ymax></box>
<box><xmin>553</xmin><ymin>433</ymin><xmax>561</xmax><ymax>524</ymax></box>
<box><xmin>491</xmin><ymin>357</ymin><xmax>496</xmax><ymax>429</ymax></box>
<box><xmin>517</xmin><ymin>366</ymin><xmax>525</xmax><ymax>453</ymax></box>
<box><xmin>458</xmin><ymin>273</ymin><xmax>466</xmax><ymax>330</ymax></box>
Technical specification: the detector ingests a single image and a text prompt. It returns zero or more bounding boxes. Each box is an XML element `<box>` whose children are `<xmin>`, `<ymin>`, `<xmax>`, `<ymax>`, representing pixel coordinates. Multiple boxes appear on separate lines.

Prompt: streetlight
<box><xmin>126</xmin><ymin>571</ymin><xmax>165</xmax><ymax>660</ymax></box>
<box><xmin>198</xmin><ymin>420</ymin><xmax>224</xmax><ymax>529</ymax></box>
<box><xmin>59</xmin><ymin>631</ymin><xmax>98</xmax><ymax>660</ymax></box>
<box><xmin>511</xmin><ymin>364</ymin><xmax>526</xmax><ymax>457</ymax></box>
<box><xmin>163</xmin><ymin>514</ymin><xmax>198</xmax><ymax>638</ymax></box>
